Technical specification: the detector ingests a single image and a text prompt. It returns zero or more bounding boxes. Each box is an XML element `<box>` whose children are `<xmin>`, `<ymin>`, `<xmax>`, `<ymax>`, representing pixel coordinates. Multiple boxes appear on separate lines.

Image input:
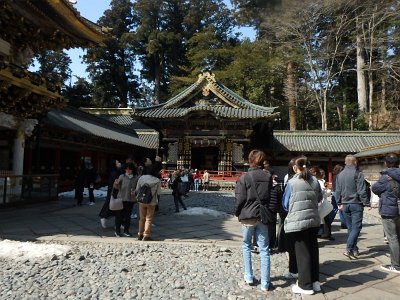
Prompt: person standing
<box><xmin>135</xmin><ymin>166</ymin><xmax>162</xmax><ymax>241</ymax></box>
<box><xmin>336</xmin><ymin>155</ymin><xmax>369</xmax><ymax>258</ymax></box>
<box><xmin>193</xmin><ymin>169</ymin><xmax>200</xmax><ymax>191</ymax></box>
<box><xmin>74</xmin><ymin>161</ymin><xmax>85</xmax><ymax>206</ymax></box>
<box><xmin>171</xmin><ymin>170</ymin><xmax>187</xmax><ymax>212</ymax></box>
<box><xmin>113</xmin><ymin>162</ymin><xmax>139</xmax><ymax>237</ymax></box>
<box><xmin>282</xmin><ymin>156</ymin><xmax>322</xmax><ymax>295</ymax></box>
<box><xmin>371</xmin><ymin>153</ymin><xmax>400</xmax><ymax>274</ymax></box>
<box><xmin>235</xmin><ymin>149</ymin><xmax>273</xmax><ymax>292</ymax></box>
<box><xmin>85</xmin><ymin>162</ymin><xmax>98</xmax><ymax>205</ymax></box>
<box><xmin>99</xmin><ymin>159</ymin><xmax>122</xmax><ymax>228</ymax></box>
<box><xmin>203</xmin><ymin>170</ymin><xmax>210</xmax><ymax>191</ymax></box>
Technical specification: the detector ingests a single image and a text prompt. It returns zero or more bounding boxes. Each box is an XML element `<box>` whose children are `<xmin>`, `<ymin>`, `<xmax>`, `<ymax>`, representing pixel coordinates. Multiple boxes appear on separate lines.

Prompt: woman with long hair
<box><xmin>282</xmin><ymin>156</ymin><xmax>322</xmax><ymax>295</ymax></box>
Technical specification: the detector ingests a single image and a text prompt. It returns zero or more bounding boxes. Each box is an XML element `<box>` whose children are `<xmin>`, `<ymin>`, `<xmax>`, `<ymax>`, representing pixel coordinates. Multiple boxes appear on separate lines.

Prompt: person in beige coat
<box><xmin>135</xmin><ymin>167</ymin><xmax>161</xmax><ymax>241</ymax></box>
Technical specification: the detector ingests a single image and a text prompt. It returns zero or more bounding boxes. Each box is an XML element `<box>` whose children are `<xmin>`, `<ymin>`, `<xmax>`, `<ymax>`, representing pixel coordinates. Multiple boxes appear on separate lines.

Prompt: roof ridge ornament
<box><xmin>197</xmin><ymin>72</ymin><xmax>216</xmax><ymax>83</ymax></box>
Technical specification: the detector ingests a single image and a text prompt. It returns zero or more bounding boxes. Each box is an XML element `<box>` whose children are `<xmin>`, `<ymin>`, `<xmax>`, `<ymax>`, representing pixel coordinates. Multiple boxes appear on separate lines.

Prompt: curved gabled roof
<box><xmin>132</xmin><ymin>72</ymin><xmax>278</xmax><ymax>120</ymax></box>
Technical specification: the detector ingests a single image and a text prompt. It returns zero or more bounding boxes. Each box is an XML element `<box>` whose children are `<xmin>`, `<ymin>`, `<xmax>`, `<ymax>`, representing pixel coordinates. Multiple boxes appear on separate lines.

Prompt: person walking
<box><xmin>336</xmin><ymin>155</ymin><xmax>369</xmax><ymax>259</ymax></box>
<box><xmin>113</xmin><ymin>162</ymin><xmax>139</xmax><ymax>237</ymax></box>
<box><xmin>85</xmin><ymin>162</ymin><xmax>98</xmax><ymax>205</ymax></box>
<box><xmin>203</xmin><ymin>170</ymin><xmax>210</xmax><ymax>191</ymax></box>
<box><xmin>282</xmin><ymin>156</ymin><xmax>322</xmax><ymax>295</ymax></box>
<box><xmin>330</xmin><ymin>164</ymin><xmax>347</xmax><ymax>229</ymax></box>
<box><xmin>371</xmin><ymin>153</ymin><xmax>400</xmax><ymax>274</ymax></box>
<box><xmin>171</xmin><ymin>170</ymin><xmax>187</xmax><ymax>212</ymax></box>
<box><xmin>99</xmin><ymin>159</ymin><xmax>122</xmax><ymax>228</ymax></box>
<box><xmin>135</xmin><ymin>166</ymin><xmax>162</xmax><ymax>241</ymax></box>
<box><xmin>235</xmin><ymin>149</ymin><xmax>273</xmax><ymax>292</ymax></box>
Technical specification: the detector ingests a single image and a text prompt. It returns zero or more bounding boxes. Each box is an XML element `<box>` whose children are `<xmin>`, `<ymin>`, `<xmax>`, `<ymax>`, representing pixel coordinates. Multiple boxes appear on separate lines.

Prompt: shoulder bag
<box><xmin>109</xmin><ymin>188</ymin><xmax>123</xmax><ymax>211</ymax></box>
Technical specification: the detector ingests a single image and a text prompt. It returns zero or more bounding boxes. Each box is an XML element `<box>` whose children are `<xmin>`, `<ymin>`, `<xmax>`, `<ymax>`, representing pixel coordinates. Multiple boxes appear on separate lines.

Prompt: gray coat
<box><xmin>336</xmin><ymin>165</ymin><xmax>368</xmax><ymax>205</ymax></box>
<box><xmin>284</xmin><ymin>174</ymin><xmax>321</xmax><ymax>233</ymax></box>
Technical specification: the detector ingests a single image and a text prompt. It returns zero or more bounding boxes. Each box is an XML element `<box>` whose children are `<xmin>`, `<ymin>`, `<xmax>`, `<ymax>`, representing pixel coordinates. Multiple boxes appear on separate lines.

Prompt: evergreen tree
<box><xmin>84</xmin><ymin>0</ymin><xmax>138</xmax><ymax>108</ymax></box>
<box><xmin>63</xmin><ymin>77</ymin><xmax>94</xmax><ymax>108</ymax></box>
<box><xmin>32</xmin><ymin>50</ymin><xmax>72</xmax><ymax>89</ymax></box>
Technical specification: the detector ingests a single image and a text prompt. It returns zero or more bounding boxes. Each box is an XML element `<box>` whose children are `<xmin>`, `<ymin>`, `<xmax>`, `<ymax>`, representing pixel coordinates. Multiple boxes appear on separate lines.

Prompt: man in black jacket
<box><xmin>336</xmin><ymin>155</ymin><xmax>368</xmax><ymax>259</ymax></box>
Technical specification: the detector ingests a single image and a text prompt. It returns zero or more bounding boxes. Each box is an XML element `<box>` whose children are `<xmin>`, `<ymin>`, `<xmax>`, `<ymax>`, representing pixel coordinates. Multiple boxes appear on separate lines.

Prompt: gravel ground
<box><xmin>0</xmin><ymin>190</ymin><xmax>381</xmax><ymax>299</ymax></box>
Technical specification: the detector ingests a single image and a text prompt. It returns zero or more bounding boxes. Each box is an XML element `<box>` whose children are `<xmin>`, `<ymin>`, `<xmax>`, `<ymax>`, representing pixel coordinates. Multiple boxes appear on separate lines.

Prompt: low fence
<box><xmin>0</xmin><ymin>174</ymin><xmax>59</xmax><ymax>208</ymax></box>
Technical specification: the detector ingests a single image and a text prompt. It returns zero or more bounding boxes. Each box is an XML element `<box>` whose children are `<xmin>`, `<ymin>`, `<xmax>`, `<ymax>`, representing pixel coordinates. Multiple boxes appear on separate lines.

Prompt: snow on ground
<box><xmin>0</xmin><ymin>240</ymin><xmax>71</xmax><ymax>260</ymax></box>
<box><xmin>177</xmin><ymin>207</ymin><xmax>231</xmax><ymax>218</ymax></box>
<box><xmin>58</xmin><ymin>187</ymin><xmax>107</xmax><ymax>199</ymax></box>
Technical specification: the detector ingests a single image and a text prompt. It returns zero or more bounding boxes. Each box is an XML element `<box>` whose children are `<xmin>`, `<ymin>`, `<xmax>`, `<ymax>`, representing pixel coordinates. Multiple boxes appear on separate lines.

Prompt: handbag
<box><xmin>109</xmin><ymin>189</ymin><xmax>123</xmax><ymax>211</ymax></box>
<box><xmin>318</xmin><ymin>199</ymin><xmax>333</xmax><ymax>219</ymax></box>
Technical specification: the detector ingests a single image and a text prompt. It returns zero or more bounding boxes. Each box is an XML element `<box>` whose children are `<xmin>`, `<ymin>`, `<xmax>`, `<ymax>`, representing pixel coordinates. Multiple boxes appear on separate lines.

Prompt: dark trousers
<box><xmin>115</xmin><ymin>201</ymin><xmax>134</xmax><ymax>233</ymax></box>
<box><xmin>173</xmin><ymin>192</ymin><xmax>186</xmax><ymax>212</ymax></box>
<box><xmin>88</xmin><ymin>186</ymin><xmax>95</xmax><ymax>203</ymax></box>
<box><xmin>288</xmin><ymin>228</ymin><xmax>319</xmax><ymax>290</ymax></box>
<box><xmin>382</xmin><ymin>216</ymin><xmax>400</xmax><ymax>267</ymax></box>
<box><xmin>343</xmin><ymin>203</ymin><xmax>364</xmax><ymax>252</ymax></box>
<box><xmin>75</xmin><ymin>187</ymin><xmax>83</xmax><ymax>206</ymax></box>
<box><xmin>268</xmin><ymin>222</ymin><xmax>277</xmax><ymax>249</ymax></box>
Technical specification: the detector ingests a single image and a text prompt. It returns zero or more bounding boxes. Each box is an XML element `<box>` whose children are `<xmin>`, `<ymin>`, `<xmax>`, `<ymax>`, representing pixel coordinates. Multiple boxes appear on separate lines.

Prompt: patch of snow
<box><xmin>0</xmin><ymin>240</ymin><xmax>71</xmax><ymax>260</ymax></box>
<box><xmin>177</xmin><ymin>207</ymin><xmax>231</xmax><ymax>218</ymax></box>
<box><xmin>58</xmin><ymin>187</ymin><xmax>107</xmax><ymax>199</ymax></box>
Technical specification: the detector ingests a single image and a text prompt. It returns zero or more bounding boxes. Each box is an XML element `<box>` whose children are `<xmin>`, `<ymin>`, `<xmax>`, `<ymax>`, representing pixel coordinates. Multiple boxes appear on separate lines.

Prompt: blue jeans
<box><xmin>194</xmin><ymin>178</ymin><xmax>199</xmax><ymax>191</ymax></box>
<box><xmin>343</xmin><ymin>203</ymin><xmax>364</xmax><ymax>252</ymax></box>
<box><xmin>241</xmin><ymin>222</ymin><xmax>270</xmax><ymax>290</ymax></box>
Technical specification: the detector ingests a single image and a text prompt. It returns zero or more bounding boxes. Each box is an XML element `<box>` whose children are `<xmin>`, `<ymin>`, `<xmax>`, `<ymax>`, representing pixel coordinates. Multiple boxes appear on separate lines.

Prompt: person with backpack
<box><xmin>371</xmin><ymin>153</ymin><xmax>400</xmax><ymax>274</ymax></box>
<box><xmin>113</xmin><ymin>162</ymin><xmax>139</xmax><ymax>237</ymax></box>
<box><xmin>135</xmin><ymin>165</ymin><xmax>162</xmax><ymax>241</ymax></box>
<box><xmin>336</xmin><ymin>155</ymin><xmax>369</xmax><ymax>259</ymax></box>
<box><xmin>235</xmin><ymin>149</ymin><xmax>273</xmax><ymax>292</ymax></box>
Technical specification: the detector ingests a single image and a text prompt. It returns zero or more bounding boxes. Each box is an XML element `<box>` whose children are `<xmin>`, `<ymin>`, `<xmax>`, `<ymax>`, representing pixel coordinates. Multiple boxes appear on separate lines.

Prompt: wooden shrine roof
<box><xmin>131</xmin><ymin>72</ymin><xmax>279</xmax><ymax>121</ymax></box>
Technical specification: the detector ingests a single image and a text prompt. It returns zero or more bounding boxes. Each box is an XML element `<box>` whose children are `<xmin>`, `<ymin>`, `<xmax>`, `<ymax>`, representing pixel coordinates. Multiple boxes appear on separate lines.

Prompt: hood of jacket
<box><xmin>384</xmin><ymin>168</ymin><xmax>400</xmax><ymax>183</ymax></box>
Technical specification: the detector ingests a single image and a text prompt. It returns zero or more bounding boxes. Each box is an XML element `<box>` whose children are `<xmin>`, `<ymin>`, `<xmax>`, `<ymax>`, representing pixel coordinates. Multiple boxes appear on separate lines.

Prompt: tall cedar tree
<box><xmin>32</xmin><ymin>50</ymin><xmax>72</xmax><ymax>89</ymax></box>
<box><xmin>84</xmin><ymin>0</ymin><xmax>138</xmax><ymax>108</ymax></box>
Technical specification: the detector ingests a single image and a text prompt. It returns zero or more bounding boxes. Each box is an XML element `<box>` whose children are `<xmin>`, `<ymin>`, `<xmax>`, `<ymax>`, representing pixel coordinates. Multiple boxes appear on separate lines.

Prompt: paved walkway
<box><xmin>0</xmin><ymin>191</ymin><xmax>399</xmax><ymax>299</ymax></box>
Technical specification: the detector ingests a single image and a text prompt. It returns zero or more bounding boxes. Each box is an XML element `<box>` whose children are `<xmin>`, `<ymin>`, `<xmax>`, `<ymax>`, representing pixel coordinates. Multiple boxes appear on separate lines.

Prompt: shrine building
<box><xmin>131</xmin><ymin>72</ymin><xmax>279</xmax><ymax>172</ymax></box>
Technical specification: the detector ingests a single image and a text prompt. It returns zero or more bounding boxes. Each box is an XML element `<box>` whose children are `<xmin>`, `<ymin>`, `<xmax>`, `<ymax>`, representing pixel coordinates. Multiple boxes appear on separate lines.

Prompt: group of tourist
<box><xmin>98</xmin><ymin>156</ymin><xmax>162</xmax><ymax>240</ymax></box>
<box><xmin>235</xmin><ymin>150</ymin><xmax>400</xmax><ymax>295</ymax></box>
<box><xmin>166</xmin><ymin>169</ymin><xmax>210</xmax><ymax>192</ymax></box>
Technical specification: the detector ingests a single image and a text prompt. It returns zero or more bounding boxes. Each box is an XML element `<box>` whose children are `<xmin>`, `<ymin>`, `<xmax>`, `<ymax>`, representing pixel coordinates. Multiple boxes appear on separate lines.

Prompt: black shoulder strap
<box><xmin>248</xmin><ymin>172</ymin><xmax>262</xmax><ymax>205</ymax></box>
<box><xmin>388</xmin><ymin>178</ymin><xmax>400</xmax><ymax>199</ymax></box>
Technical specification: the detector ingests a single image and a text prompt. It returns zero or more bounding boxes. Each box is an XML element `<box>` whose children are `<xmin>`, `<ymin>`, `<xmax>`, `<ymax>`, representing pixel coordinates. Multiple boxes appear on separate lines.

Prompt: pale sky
<box><xmin>68</xmin><ymin>0</ymin><xmax>256</xmax><ymax>82</ymax></box>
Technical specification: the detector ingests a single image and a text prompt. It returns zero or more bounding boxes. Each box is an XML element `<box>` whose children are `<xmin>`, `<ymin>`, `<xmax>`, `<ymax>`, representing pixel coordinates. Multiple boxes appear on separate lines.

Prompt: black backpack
<box><xmin>388</xmin><ymin>178</ymin><xmax>400</xmax><ymax>215</ymax></box>
<box><xmin>137</xmin><ymin>184</ymin><xmax>153</xmax><ymax>204</ymax></box>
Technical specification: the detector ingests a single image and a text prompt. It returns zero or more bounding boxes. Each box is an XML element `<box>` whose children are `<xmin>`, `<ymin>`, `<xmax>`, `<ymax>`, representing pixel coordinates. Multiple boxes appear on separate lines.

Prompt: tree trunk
<box><xmin>368</xmin><ymin>75</ymin><xmax>373</xmax><ymax>130</ymax></box>
<box><xmin>381</xmin><ymin>76</ymin><xmax>387</xmax><ymax>112</ymax></box>
<box><xmin>356</xmin><ymin>17</ymin><xmax>367</xmax><ymax>113</ymax></box>
<box><xmin>286</xmin><ymin>61</ymin><xmax>297</xmax><ymax>130</ymax></box>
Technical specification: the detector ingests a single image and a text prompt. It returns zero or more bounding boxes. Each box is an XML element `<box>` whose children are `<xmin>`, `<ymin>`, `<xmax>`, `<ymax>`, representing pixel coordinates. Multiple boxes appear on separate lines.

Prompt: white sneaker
<box><xmin>283</xmin><ymin>272</ymin><xmax>298</xmax><ymax>279</ymax></box>
<box><xmin>381</xmin><ymin>264</ymin><xmax>400</xmax><ymax>274</ymax></box>
<box><xmin>313</xmin><ymin>281</ymin><xmax>321</xmax><ymax>292</ymax></box>
<box><xmin>131</xmin><ymin>214</ymin><xmax>137</xmax><ymax>219</ymax></box>
<box><xmin>100</xmin><ymin>218</ymin><xmax>107</xmax><ymax>229</ymax></box>
<box><xmin>292</xmin><ymin>284</ymin><xmax>314</xmax><ymax>295</ymax></box>
<box><xmin>89</xmin><ymin>202</ymin><xmax>95</xmax><ymax>206</ymax></box>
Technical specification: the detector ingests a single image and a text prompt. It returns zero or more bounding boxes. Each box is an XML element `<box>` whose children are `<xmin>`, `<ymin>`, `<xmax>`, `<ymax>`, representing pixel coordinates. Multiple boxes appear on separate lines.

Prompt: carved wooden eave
<box><xmin>0</xmin><ymin>0</ymin><xmax>108</xmax><ymax>58</ymax></box>
<box><xmin>0</xmin><ymin>57</ymin><xmax>63</xmax><ymax>118</ymax></box>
